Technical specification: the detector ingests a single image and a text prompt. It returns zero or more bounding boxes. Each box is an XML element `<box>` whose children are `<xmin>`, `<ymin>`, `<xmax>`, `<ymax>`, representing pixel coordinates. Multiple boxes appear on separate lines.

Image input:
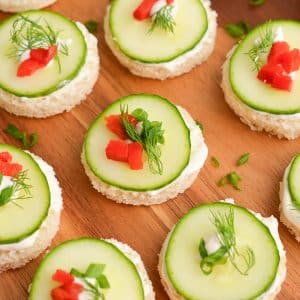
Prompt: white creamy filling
<box><xmin>281</xmin><ymin>162</ymin><xmax>300</xmax><ymax>228</ymax></box>
<box><xmin>0</xmin><ymin>175</ymin><xmax>14</xmax><ymax>191</ymax></box>
<box><xmin>204</xmin><ymin>235</ymin><xmax>221</xmax><ymax>255</ymax></box>
<box><xmin>0</xmin><ymin>152</ymin><xmax>62</xmax><ymax>251</ymax></box>
<box><xmin>75</xmin><ymin>277</ymin><xmax>101</xmax><ymax>300</ymax></box>
<box><xmin>144</xmin><ymin>105</ymin><xmax>207</xmax><ymax>196</ymax></box>
<box><xmin>150</xmin><ymin>0</ymin><xmax>177</xmax><ymax>19</ymax></box>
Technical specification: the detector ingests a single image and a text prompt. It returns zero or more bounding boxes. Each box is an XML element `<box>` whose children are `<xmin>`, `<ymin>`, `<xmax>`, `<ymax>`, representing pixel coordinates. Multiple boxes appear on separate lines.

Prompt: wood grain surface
<box><xmin>0</xmin><ymin>1</ymin><xmax>299</xmax><ymax>299</ymax></box>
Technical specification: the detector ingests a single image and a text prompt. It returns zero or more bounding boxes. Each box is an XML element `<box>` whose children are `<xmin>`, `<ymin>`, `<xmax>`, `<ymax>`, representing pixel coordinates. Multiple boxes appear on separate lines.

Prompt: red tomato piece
<box><xmin>17</xmin><ymin>59</ymin><xmax>43</xmax><ymax>77</ymax></box>
<box><xmin>128</xmin><ymin>142</ymin><xmax>143</xmax><ymax>170</ymax></box>
<box><xmin>0</xmin><ymin>152</ymin><xmax>12</xmax><ymax>163</ymax></box>
<box><xmin>133</xmin><ymin>0</ymin><xmax>157</xmax><ymax>20</ymax></box>
<box><xmin>257</xmin><ymin>63</ymin><xmax>285</xmax><ymax>84</ymax></box>
<box><xmin>105</xmin><ymin>114</ymin><xmax>138</xmax><ymax>140</ymax></box>
<box><xmin>268</xmin><ymin>41</ymin><xmax>290</xmax><ymax>63</ymax></box>
<box><xmin>277</xmin><ymin>49</ymin><xmax>300</xmax><ymax>73</ymax></box>
<box><xmin>52</xmin><ymin>269</ymin><xmax>74</xmax><ymax>286</ymax></box>
<box><xmin>64</xmin><ymin>283</ymin><xmax>84</xmax><ymax>298</ymax></box>
<box><xmin>7</xmin><ymin>163</ymin><xmax>23</xmax><ymax>177</ymax></box>
<box><xmin>106</xmin><ymin>140</ymin><xmax>129</xmax><ymax>162</ymax></box>
<box><xmin>51</xmin><ymin>287</ymin><xmax>71</xmax><ymax>300</ymax></box>
<box><xmin>30</xmin><ymin>45</ymin><xmax>57</xmax><ymax>65</ymax></box>
<box><xmin>271</xmin><ymin>74</ymin><xmax>293</xmax><ymax>91</ymax></box>
<box><xmin>166</xmin><ymin>0</ymin><xmax>174</xmax><ymax>3</ymax></box>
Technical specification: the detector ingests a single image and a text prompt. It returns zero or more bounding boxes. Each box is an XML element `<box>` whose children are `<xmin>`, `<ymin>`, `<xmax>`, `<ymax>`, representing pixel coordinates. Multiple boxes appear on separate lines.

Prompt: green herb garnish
<box><xmin>211</xmin><ymin>156</ymin><xmax>220</xmax><ymax>168</ymax></box>
<box><xmin>199</xmin><ymin>208</ymin><xmax>255</xmax><ymax>275</ymax></box>
<box><xmin>195</xmin><ymin>120</ymin><xmax>204</xmax><ymax>132</ymax></box>
<box><xmin>237</xmin><ymin>153</ymin><xmax>250</xmax><ymax>166</ymax></box>
<box><xmin>0</xmin><ymin>170</ymin><xmax>32</xmax><ymax>208</ymax></box>
<box><xmin>8</xmin><ymin>14</ymin><xmax>69</xmax><ymax>73</ymax></box>
<box><xmin>71</xmin><ymin>263</ymin><xmax>110</xmax><ymax>299</ymax></box>
<box><xmin>246</xmin><ymin>23</ymin><xmax>273</xmax><ymax>71</ymax></box>
<box><xmin>218</xmin><ymin>171</ymin><xmax>242</xmax><ymax>190</ymax></box>
<box><xmin>150</xmin><ymin>5</ymin><xmax>176</xmax><ymax>34</ymax></box>
<box><xmin>121</xmin><ymin>105</ymin><xmax>165</xmax><ymax>175</ymax></box>
<box><xmin>85</xmin><ymin>20</ymin><xmax>99</xmax><ymax>33</ymax></box>
<box><xmin>4</xmin><ymin>124</ymin><xmax>38</xmax><ymax>148</ymax></box>
<box><xmin>249</xmin><ymin>0</ymin><xmax>266</xmax><ymax>6</ymax></box>
<box><xmin>225</xmin><ymin>21</ymin><xmax>251</xmax><ymax>38</ymax></box>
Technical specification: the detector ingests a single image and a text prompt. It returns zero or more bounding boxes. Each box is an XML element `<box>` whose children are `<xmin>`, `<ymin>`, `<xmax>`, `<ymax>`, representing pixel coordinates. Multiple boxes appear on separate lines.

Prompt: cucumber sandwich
<box><xmin>29</xmin><ymin>238</ymin><xmax>155</xmax><ymax>300</ymax></box>
<box><xmin>82</xmin><ymin>94</ymin><xmax>207</xmax><ymax>205</ymax></box>
<box><xmin>0</xmin><ymin>144</ymin><xmax>62</xmax><ymax>273</ymax></box>
<box><xmin>0</xmin><ymin>10</ymin><xmax>99</xmax><ymax>118</ymax></box>
<box><xmin>159</xmin><ymin>200</ymin><xmax>287</xmax><ymax>300</ymax></box>
<box><xmin>104</xmin><ymin>0</ymin><xmax>217</xmax><ymax>79</ymax></box>
<box><xmin>222</xmin><ymin>20</ymin><xmax>300</xmax><ymax>139</ymax></box>
<box><xmin>280</xmin><ymin>153</ymin><xmax>300</xmax><ymax>242</ymax></box>
<box><xmin>0</xmin><ymin>0</ymin><xmax>57</xmax><ymax>12</ymax></box>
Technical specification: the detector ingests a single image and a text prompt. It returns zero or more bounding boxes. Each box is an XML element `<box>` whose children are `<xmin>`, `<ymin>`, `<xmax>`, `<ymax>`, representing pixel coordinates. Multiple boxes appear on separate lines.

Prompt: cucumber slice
<box><xmin>29</xmin><ymin>238</ymin><xmax>145</xmax><ymax>300</ymax></box>
<box><xmin>229</xmin><ymin>20</ymin><xmax>300</xmax><ymax>114</ymax></box>
<box><xmin>109</xmin><ymin>0</ymin><xmax>208</xmax><ymax>63</ymax></box>
<box><xmin>288</xmin><ymin>153</ymin><xmax>300</xmax><ymax>208</ymax></box>
<box><xmin>0</xmin><ymin>144</ymin><xmax>50</xmax><ymax>244</ymax></box>
<box><xmin>164</xmin><ymin>202</ymin><xmax>280</xmax><ymax>300</ymax></box>
<box><xmin>84</xmin><ymin>94</ymin><xmax>191</xmax><ymax>191</ymax></box>
<box><xmin>0</xmin><ymin>10</ymin><xmax>87</xmax><ymax>98</ymax></box>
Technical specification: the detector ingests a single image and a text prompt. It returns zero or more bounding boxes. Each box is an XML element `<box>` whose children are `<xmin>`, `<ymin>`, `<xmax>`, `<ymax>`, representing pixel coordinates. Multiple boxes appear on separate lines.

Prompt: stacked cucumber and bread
<box><xmin>0</xmin><ymin>0</ymin><xmax>57</xmax><ymax>12</ymax></box>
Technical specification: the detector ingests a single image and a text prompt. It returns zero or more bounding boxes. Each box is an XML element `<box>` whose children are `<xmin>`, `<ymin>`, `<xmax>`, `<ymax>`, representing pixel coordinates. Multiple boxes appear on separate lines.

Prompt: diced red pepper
<box><xmin>271</xmin><ymin>74</ymin><xmax>293</xmax><ymax>91</ymax></box>
<box><xmin>30</xmin><ymin>45</ymin><xmax>57</xmax><ymax>65</ymax></box>
<box><xmin>257</xmin><ymin>63</ymin><xmax>285</xmax><ymax>84</ymax></box>
<box><xmin>0</xmin><ymin>152</ymin><xmax>12</xmax><ymax>163</ymax></box>
<box><xmin>0</xmin><ymin>161</ymin><xmax>22</xmax><ymax>177</ymax></box>
<box><xmin>51</xmin><ymin>287</ymin><xmax>70</xmax><ymax>300</ymax></box>
<box><xmin>63</xmin><ymin>283</ymin><xmax>84</xmax><ymax>298</ymax></box>
<box><xmin>128</xmin><ymin>142</ymin><xmax>143</xmax><ymax>170</ymax></box>
<box><xmin>17</xmin><ymin>59</ymin><xmax>43</xmax><ymax>77</ymax></box>
<box><xmin>166</xmin><ymin>0</ymin><xmax>174</xmax><ymax>3</ymax></box>
<box><xmin>105</xmin><ymin>114</ymin><xmax>138</xmax><ymax>140</ymax></box>
<box><xmin>277</xmin><ymin>49</ymin><xmax>300</xmax><ymax>73</ymax></box>
<box><xmin>52</xmin><ymin>269</ymin><xmax>74</xmax><ymax>286</ymax></box>
<box><xmin>106</xmin><ymin>140</ymin><xmax>129</xmax><ymax>162</ymax></box>
<box><xmin>133</xmin><ymin>0</ymin><xmax>157</xmax><ymax>20</ymax></box>
<box><xmin>268</xmin><ymin>41</ymin><xmax>290</xmax><ymax>63</ymax></box>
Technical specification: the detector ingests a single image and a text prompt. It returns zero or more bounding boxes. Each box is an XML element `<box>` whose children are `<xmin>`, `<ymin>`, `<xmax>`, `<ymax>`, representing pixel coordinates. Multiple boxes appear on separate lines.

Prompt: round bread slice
<box><xmin>104</xmin><ymin>0</ymin><xmax>217</xmax><ymax>80</ymax></box>
<box><xmin>221</xmin><ymin>48</ymin><xmax>300</xmax><ymax>140</ymax></box>
<box><xmin>158</xmin><ymin>199</ymin><xmax>287</xmax><ymax>300</ymax></box>
<box><xmin>279</xmin><ymin>159</ymin><xmax>300</xmax><ymax>242</ymax></box>
<box><xmin>81</xmin><ymin>105</ymin><xmax>208</xmax><ymax>206</ymax></box>
<box><xmin>0</xmin><ymin>0</ymin><xmax>57</xmax><ymax>12</ymax></box>
<box><xmin>0</xmin><ymin>151</ymin><xmax>63</xmax><ymax>273</ymax></box>
<box><xmin>0</xmin><ymin>22</ymin><xmax>99</xmax><ymax>118</ymax></box>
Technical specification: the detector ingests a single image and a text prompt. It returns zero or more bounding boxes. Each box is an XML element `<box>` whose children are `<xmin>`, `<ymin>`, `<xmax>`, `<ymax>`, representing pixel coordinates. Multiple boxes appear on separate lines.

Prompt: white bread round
<box><xmin>221</xmin><ymin>47</ymin><xmax>300</xmax><ymax>140</ymax></box>
<box><xmin>104</xmin><ymin>0</ymin><xmax>217</xmax><ymax>80</ymax></box>
<box><xmin>0</xmin><ymin>152</ymin><xmax>63</xmax><ymax>273</ymax></box>
<box><xmin>81</xmin><ymin>106</ymin><xmax>208</xmax><ymax>206</ymax></box>
<box><xmin>279</xmin><ymin>161</ymin><xmax>300</xmax><ymax>242</ymax></box>
<box><xmin>158</xmin><ymin>200</ymin><xmax>287</xmax><ymax>300</ymax></box>
<box><xmin>0</xmin><ymin>0</ymin><xmax>56</xmax><ymax>12</ymax></box>
<box><xmin>106</xmin><ymin>239</ymin><xmax>155</xmax><ymax>300</ymax></box>
<box><xmin>0</xmin><ymin>22</ymin><xmax>99</xmax><ymax>118</ymax></box>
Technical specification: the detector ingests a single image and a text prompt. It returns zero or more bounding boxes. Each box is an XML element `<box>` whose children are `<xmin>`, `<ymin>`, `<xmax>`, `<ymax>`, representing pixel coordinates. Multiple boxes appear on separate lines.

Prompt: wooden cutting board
<box><xmin>0</xmin><ymin>1</ymin><xmax>299</xmax><ymax>299</ymax></box>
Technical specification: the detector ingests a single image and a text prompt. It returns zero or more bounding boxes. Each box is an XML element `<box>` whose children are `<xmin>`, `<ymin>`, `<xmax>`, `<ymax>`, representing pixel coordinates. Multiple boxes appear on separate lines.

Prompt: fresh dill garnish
<box><xmin>7</xmin><ymin>14</ymin><xmax>69</xmax><ymax>73</ymax></box>
<box><xmin>237</xmin><ymin>153</ymin><xmax>250</xmax><ymax>166</ymax></box>
<box><xmin>0</xmin><ymin>170</ymin><xmax>32</xmax><ymax>208</ymax></box>
<box><xmin>4</xmin><ymin>123</ymin><xmax>38</xmax><ymax>148</ymax></box>
<box><xmin>84</xmin><ymin>20</ymin><xmax>99</xmax><ymax>34</ymax></box>
<box><xmin>120</xmin><ymin>105</ymin><xmax>165</xmax><ymax>175</ymax></box>
<box><xmin>150</xmin><ymin>5</ymin><xmax>176</xmax><ymax>34</ymax></box>
<box><xmin>199</xmin><ymin>208</ymin><xmax>255</xmax><ymax>275</ymax></box>
<box><xmin>246</xmin><ymin>23</ymin><xmax>274</xmax><ymax>71</ymax></box>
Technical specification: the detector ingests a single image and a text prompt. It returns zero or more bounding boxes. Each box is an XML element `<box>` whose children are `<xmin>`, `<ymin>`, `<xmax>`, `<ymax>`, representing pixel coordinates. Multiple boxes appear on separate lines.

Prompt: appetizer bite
<box><xmin>0</xmin><ymin>0</ymin><xmax>57</xmax><ymax>12</ymax></box>
<box><xmin>280</xmin><ymin>153</ymin><xmax>300</xmax><ymax>242</ymax></box>
<box><xmin>82</xmin><ymin>94</ymin><xmax>207</xmax><ymax>205</ymax></box>
<box><xmin>159</xmin><ymin>200</ymin><xmax>286</xmax><ymax>300</ymax></box>
<box><xmin>29</xmin><ymin>238</ymin><xmax>155</xmax><ymax>300</ymax></box>
<box><xmin>222</xmin><ymin>20</ymin><xmax>300</xmax><ymax>139</ymax></box>
<box><xmin>0</xmin><ymin>10</ymin><xmax>99</xmax><ymax>118</ymax></box>
<box><xmin>104</xmin><ymin>0</ymin><xmax>217</xmax><ymax>80</ymax></box>
<box><xmin>0</xmin><ymin>144</ymin><xmax>62</xmax><ymax>273</ymax></box>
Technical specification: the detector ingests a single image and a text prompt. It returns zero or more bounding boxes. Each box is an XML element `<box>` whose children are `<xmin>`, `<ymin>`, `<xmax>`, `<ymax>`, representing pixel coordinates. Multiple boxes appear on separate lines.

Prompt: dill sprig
<box><xmin>120</xmin><ymin>105</ymin><xmax>165</xmax><ymax>175</ymax></box>
<box><xmin>0</xmin><ymin>170</ymin><xmax>32</xmax><ymax>208</ymax></box>
<box><xmin>246</xmin><ymin>23</ymin><xmax>274</xmax><ymax>71</ymax></box>
<box><xmin>8</xmin><ymin>14</ymin><xmax>69</xmax><ymax>73</ymax></box>
<box><xmin>199</xmin><ymin>208</ymin><xmax>255</xmax><ymax>275</ymax></box>
<box><xmin>149</xmin><ymin>5</ymin><xmax>176</xmax><ymax>34</ymax></box>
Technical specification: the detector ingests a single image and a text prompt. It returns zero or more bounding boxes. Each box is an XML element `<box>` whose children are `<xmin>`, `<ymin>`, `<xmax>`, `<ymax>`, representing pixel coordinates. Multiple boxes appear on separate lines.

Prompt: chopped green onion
<box><xmin>218</xmin><ymin>172</ymin><xmax>242</xmax><ymax>190</ymax></box>
<box><xmin>195</xmin><ymin>120</ymin><xmax>204</xmax><ymax>132</ymax></box>
<box><xmin>4</xmin><ymin>124</ymin><xmax>38</xmax><ymax>148</ymax></box>
<box><xmin>211</xmin><ymin>156</ymin><xmax>220</xmax><ymax>168</ymax></box>
<box><xmin>225</xmin><ymin>21</ymin><xmax>251</xmax><ymax>38</ymax></box>
<box><xmin>237</xmin><ymin>153</ymin><xmax>250</xmax><ymax>166</ymax></box>
<box><xmin>84</xmin><ymin>20</ymin><xmax>99</xmax><ymax>33</ymax></box>
<box><xmin>249</xmin><ymin>0</ymin><xmax>266</xmax><ymax>6</ymax></box>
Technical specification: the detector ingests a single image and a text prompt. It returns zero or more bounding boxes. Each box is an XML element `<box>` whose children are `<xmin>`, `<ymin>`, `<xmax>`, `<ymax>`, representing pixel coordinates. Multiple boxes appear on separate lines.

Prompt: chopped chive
<box><xmin>237</xmin><ymin>153</ymin><xmax>250</xmax><ymax>166</ymax></box>
<box><xmin>211</xmin><ymin>156</ymin><xmax>220</xmax><ymax>168</ymax></box>
<box><xmin>84</xmin><ymin>20</ymin><xmax>99</xmax><ymax>33</ymax></box>
<box><xmin>4</xmin><ymin>124</ymin><xmax>38</xmax><ymax>148</ymax></box>
<box><xmin>225</xmin><ymin>21</ymin><xmax>251</xmax><ymax>38</ymax></box>
<box><xmin>218</xmin><ymin>175</ymin><xmax>228</xmax><ymax>187</ymax></box>
<box><xmin>229</xmin><ymin>172</ymin><xmax>241</xmax><ymax>190</ymax></box>
<box><xmin>249</xmin><ymin>0</ymin><xmax>265</xmax><ymax>6</ymax></box>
